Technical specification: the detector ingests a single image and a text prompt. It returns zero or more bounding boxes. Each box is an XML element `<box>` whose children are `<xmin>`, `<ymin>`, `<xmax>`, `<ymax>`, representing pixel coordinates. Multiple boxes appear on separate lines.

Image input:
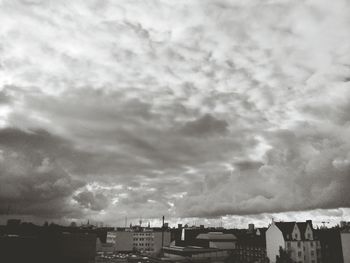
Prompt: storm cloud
<box><xmin>0</xmin><ymin>0</ymin><xmax>350</xmax><ymax>226</ymax></box>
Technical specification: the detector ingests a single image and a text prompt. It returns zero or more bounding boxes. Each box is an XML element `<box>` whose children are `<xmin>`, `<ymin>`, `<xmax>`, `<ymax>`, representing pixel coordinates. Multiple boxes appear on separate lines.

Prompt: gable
<box><xmin>304</xmin><ymin>224</ymin><xmax>313</xmax><ymax>240</ymax></box>
<box><xmin>292</xmin><ymin>224</ymin><xmax>301</xmax><ymax>240</ymax></box>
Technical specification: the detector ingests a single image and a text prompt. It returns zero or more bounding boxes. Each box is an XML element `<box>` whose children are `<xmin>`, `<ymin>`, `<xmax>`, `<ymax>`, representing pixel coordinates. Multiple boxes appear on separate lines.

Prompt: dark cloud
<box><xmin>0</xmin><ymin>128</ymin><xmax>87</xmax><ymax>218</ymax></box>
<box><xmin>0</xmin><ymin>0</ymin><xmax>350</xmax><ymax>225</ymax></box>
<box><xmin>73</xmin><ymin>191</ymin><xmax>109</xmax><ymax>211</ymax></box>
<box><xmin>234</xmin><ymin>160</ymin><xmax>264</xmax><ymax>171</ymax></box>
<box><xmin>180</xmin><ymin>114</ymin><xmax>228</xmax><ymax>137</ymax></box>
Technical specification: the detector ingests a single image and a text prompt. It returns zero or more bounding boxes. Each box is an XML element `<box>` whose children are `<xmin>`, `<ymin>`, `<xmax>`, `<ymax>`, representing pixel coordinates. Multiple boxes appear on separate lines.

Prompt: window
<box><xmin>311</xmin><ymin>242</ymin><xmax>314</xmax><ymax>247</ymax></box>
<box><xmin>297</xmin><ymin>241</ymin><xmax>301</xmax><ymax>248</ymax></box>
<box><xmin>311</xmin><ymin>250</ymin><xmax>314</xmax><ymax>256</ymax></box>
<box><xmin>307</xmin><ymin>233</ymin><xmax>311</xmax><ymax>239</ymax></box>
<box><xmin>287</xmin><ymin>242</ymin><xmax>291</xmax><ymax>248</ymax></box>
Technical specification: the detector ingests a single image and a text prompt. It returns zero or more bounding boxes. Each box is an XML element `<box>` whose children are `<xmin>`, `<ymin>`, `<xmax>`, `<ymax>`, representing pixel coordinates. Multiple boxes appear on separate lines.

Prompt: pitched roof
<box><xmin>274</xmin><ymin>222</ymin><xmax>296</xmax><ymax>240</ymax></box>
<box><xmin>296</xmin><ymin>222</ymin><xmax>307</xmax><ymax>239</ymax></box>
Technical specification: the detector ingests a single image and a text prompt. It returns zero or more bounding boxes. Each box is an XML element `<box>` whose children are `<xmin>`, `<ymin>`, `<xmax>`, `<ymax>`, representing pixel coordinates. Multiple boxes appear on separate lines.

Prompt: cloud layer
<box><xmin>0</xmin><ymin>0</ymin><xmax>350</xmax><ymax>225</ymax></box>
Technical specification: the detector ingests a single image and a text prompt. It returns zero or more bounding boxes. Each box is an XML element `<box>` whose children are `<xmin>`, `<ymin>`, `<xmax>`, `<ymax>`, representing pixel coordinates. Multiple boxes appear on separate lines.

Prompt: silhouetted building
<box><xmin>315</xmin><ymin>228</ymin><xmax>343</xmax><ymax>263</ymax></box>
<box><xmin>341</xmin><ymin>229</ymin><xmax>350</xmax><ymax>263</ymax></box>
<box><xmin>235</xmin><ymin>229</ymin><xmax>268</xmax><ymax>263</ymax></box>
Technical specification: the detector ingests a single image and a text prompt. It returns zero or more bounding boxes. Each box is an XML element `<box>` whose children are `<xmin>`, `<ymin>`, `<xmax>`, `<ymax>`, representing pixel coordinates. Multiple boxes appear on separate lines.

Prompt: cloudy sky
<box><xmin>0</xmin><ymin>0</ymin><xmax>350</xmax><ymax>228</ymax></box>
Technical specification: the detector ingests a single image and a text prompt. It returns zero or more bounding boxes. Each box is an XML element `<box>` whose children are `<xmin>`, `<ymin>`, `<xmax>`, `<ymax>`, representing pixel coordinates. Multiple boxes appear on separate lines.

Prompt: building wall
<box><xmin>209</xmin><ymin>241</ymin><xmax>236</xmax><ymax>250</ymax></box>
<box><xmin>341</xmin><ymin>232</ymin><xmax>350</xmax><ymax>263</ymax></box>
<box><xmin>115</xmin><ymin>231</ymin><xmax>133</xmax><ymax>252</ymax></box>
<box><xmin>286</xmin><ymin>240</ymin><xmax>319</xmax><ymax>263</ymax></box>
<box><xmin>153</xmin><ymin>231</ymin><xmax>171</xmax><ymax>255</ymax></box>
<box><xmin>305</xmin><ymin>225</ymin><xmax>314</xmax><ymax>240</ymax></box>
<box><xmin>266</xmin><ymin>224</ymin><xmax>285</xmax><ymax>263</ymax></box>
<box><xmin>114</xmin><ymin>230</ymin><xmax>170</xmax><ymax>255</ymax></box>
<box><xmin>292</xmin><ymin>224</ymin><xmax>301</xmax><ymax>240</ymax></box>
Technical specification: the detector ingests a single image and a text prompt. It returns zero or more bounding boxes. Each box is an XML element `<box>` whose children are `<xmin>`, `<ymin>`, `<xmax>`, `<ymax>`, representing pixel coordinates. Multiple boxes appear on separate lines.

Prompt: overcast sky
<box><xmin>0</xmin><ymin>0</ymin><xmax>350</xmax><ymax>228</ymax></box>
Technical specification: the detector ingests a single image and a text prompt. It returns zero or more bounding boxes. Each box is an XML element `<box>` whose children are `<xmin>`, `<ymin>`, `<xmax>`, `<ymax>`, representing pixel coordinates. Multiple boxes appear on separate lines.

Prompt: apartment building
<box><xmin>266</xmin><ymin>220</ymin><xmax>321</xmax><ymax>263</ymax></box>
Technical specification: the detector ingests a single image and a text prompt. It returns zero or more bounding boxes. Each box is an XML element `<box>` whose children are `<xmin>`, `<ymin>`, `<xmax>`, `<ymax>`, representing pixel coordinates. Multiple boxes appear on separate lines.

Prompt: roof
<box><xmin>274</xmin><ymin>222</ymin><xmax>296</xmax><ymax>240</ymax></box>
<box><xmin>163</xmin><ymin>245</ymin><xmax>220</xmax><ymax>253</ymax></box>
<box><xmin>196</xmin><ymin>232</ymin><xmax>237</xmax><ymax>241</ymax></box>
<box><xmin>296</xmin><ymin>222</ymin><xmax>307</xmax><ymax>239</ymax></box>
<box><xmin>274</xmin><ymin>221</ymin><xmax>314</xmax><ymax>241</ymax></box>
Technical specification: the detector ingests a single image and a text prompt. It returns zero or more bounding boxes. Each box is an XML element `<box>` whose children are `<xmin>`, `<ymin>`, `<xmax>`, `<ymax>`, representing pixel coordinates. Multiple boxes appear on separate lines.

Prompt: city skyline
<box><xmin>0</xmin><ymin>0</ymin><xmax>350</xmax><ymax>228</ymax></box>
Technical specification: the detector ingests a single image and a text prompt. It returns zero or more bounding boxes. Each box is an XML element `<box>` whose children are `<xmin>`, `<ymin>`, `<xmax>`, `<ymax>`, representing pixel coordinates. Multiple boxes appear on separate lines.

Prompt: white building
<box><xmin>266</xmin><ymin>220</ymin><xmax>321</xmax><ymax>263</ymax></box>
<box><xmin>111</xmin><ymin>227</ymin><xmax>171</xmax><ymax>255</ymax></box>
<box><xmin>341</xmin><ymin>230</ymin><xmax>350</xmax><ymax>263</ymax></box>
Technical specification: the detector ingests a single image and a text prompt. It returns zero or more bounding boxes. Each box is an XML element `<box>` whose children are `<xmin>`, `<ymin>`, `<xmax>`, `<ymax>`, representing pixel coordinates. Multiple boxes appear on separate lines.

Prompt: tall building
<box><xmin>266</xmin><ymin>220</ymin><xmax>321</xmax><ymax>263</ymax></box>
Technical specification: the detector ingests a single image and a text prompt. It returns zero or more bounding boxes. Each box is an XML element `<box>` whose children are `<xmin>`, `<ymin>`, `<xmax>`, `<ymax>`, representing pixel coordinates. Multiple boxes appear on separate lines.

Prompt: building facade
<box><xmin>111</xmin><ymin>227</ymin><xmax>171</xmax><ymax>255</ymax></box>
<box><xmin>235</xmin><ymin>229</ymin><xmax>268</xmax><ymax>263</ymax></box>
<box><xmin>341</xmin><ymin>231</ymin><xmax>350</xmax><ymax>263</ymax></box>
<box><xmin>266</xmin><ymin>220</ymin><xmax>321</xmax><ymax>263</ymax></box>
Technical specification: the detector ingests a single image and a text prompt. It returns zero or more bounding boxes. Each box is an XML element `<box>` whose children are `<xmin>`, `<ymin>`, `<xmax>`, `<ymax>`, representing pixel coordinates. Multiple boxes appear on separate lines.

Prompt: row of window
<box><xmin>237</xmin><ymin>246</ymin><xmax>265</xmax><ymax>251</ymax></box>
<box><xmin>287</xmin><ymin>241</ymin><xmax>315</xmax><ymax>248</ymax></box>
<box><xmin>133</xmin><ymin>233</ymin><xmax>153</xmax><ymax>237</ymax></box>
<box><xmin>133</xmin><ymin>238</ymin><xmax>153</xmax><ymax>241</ymax></box>
<box><xmin>133</xmin><ymin>243</ymin><xmax>154</xmax><ymax>247</ymax></box>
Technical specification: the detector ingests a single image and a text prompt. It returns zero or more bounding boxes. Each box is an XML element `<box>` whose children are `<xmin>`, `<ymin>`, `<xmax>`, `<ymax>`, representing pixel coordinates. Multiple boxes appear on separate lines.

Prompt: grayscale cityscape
<box><xmin>0</xmin><ymin>0</ymin><xmax>349</xmax><ymax>262</ymax></box>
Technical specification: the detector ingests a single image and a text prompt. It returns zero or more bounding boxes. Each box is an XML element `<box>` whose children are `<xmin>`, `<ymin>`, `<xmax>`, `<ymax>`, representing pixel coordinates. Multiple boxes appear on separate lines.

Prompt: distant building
<box><xmin>266</xmin><ymin>220</ymin><xmax>321</xmax><ymax>263</ymax></box>
<box><xmin>196</xmin><ymin>232</ymin><xmax>237</xmax><ymax>250</ymax></box>
<box><xmin>96</xmin><ymin>231</ymin><xmax>116</xmax><ymax>253</ymax></box>
<box><xmin>165</xmin><ymin>231</ymin><xmax>236</xmax><ymax>262</ymax></box>
<box><xmin>235</xmin><ymin>228</ymin><xmax>268</xmax><ymax>263</ymax></box>
<box><xmin>111</xmin><ymin>227</ymin><xmax>171</xmax><ymax>255</ymax></box>
<box><xmin>163</xmin><ymin>245</ymin><xmax>229</xmax><ymax>262</ymax></box>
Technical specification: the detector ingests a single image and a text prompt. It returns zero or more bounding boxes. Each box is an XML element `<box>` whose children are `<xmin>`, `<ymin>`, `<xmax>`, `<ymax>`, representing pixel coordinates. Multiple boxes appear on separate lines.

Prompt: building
<box><xmin>196</xmin><ymin>232</ymin><xmax>237</xmax><ymax>250</ymax></box>
<box><xmin>163</xmin><ymin>245</ymin><xmax>229</xmax><ymax>262</ymax></box>
<box><xmin>111</xmin><ymin>227</ymin><xmax>171</xmax><ymax>255</ymax></box>
<box><xmin>266</xmin><ymin>220</ymin><xmax>321</xmax><ymax>263</ymax></box>
<box><xmin>235</xmin><ymin>228</ymin><xmax>268</xmax><ymax>263</ymax></box>
<box><xmin>315</xmin><ymin>228</ymin><xmax>344</xmax><ymax>263</ymax></box>
<box><xmin>164</xmin><ymin>231</ymin><xmax>236</xmax><ymax>262</ymax></box>
<box><xmin>341</xmin><ymin>230</ymin><xmax>350</xmax><ymax>263</ymax></box>
<box><xmin>96</xmin><ymin>231</ymin><xmax>116</xmax><ymax>253</ymax></box>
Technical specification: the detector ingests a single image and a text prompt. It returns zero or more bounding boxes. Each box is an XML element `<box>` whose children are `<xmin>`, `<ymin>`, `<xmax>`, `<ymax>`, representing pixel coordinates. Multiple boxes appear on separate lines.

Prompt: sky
<box><xmin>0</xmin><ymin>0</ymin><xmax>350</xmax><ymax>228</ymax></box>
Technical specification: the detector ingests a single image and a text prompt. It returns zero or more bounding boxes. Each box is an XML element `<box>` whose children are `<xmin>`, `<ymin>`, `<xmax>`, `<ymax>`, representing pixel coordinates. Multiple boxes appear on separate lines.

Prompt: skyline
<box><xmin>0</xmin><ymin>0</ymin><xmax>350</xmax><ymax>228</ymax></box>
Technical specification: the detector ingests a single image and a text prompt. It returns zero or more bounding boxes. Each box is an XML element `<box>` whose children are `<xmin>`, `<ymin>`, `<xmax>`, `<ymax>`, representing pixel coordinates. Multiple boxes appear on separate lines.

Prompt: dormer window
<box><xmin>294</xmin><ymin>234</ymin><xmax>298</xmax><ymax>239</ymax></box>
